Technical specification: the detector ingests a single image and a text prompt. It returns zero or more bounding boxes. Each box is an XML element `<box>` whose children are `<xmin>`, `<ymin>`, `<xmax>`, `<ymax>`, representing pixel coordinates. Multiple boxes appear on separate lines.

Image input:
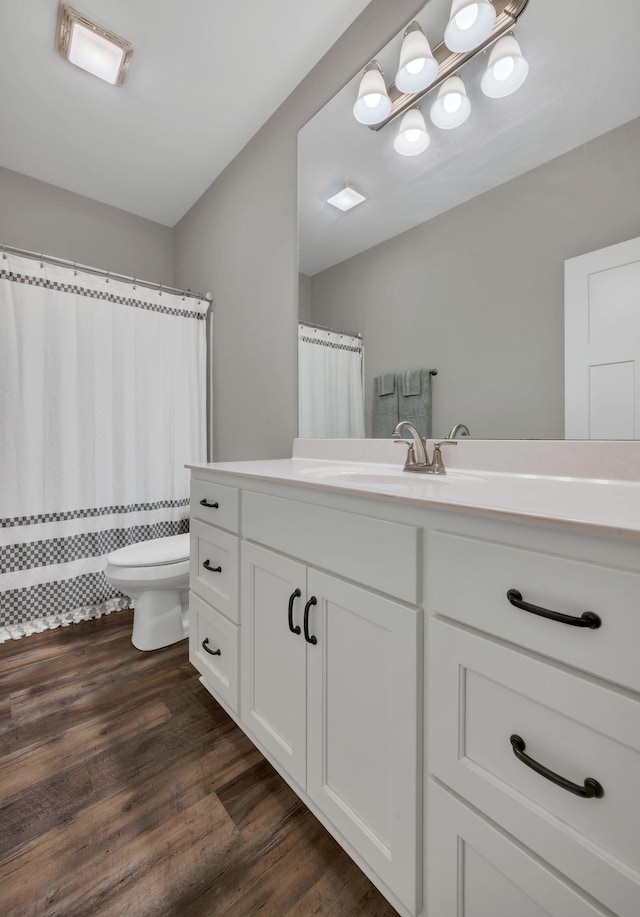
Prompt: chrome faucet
<box><xmin>447</xmin><ymin>422</ymin><xmax>470</xmax><ymax>439</ymax></box>
<box><xmin>393</xmin><ymin>421</ymin><xmax>457</xmax><ymax>474</ymax></box>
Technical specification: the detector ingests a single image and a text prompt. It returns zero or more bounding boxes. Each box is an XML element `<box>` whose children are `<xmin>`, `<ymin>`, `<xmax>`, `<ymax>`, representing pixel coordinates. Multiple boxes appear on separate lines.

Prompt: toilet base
<box><xmin>131</xmin><ymin>589</ymin><xmax>188</xmax><ymax>651</ymax></box>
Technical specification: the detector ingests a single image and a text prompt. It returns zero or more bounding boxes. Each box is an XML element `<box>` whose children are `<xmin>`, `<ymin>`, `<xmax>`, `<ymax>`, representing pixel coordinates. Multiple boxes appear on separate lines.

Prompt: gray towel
<box><xmin>376</xmin><ymin>373</ymin><xmax>396</xmax><ymax>396</ymax></box>
<box><xmin>397</xmin><ymin>369</ymin><xmax>433</xmax><ymax>438</ymax></box>
<box><xmin>401</xmin><ymin>370</ymin><xmax>421</xmax><ymax>396</ymax></box>
<box><xmin>372</xmin><ymin>373</ymin><xmax>399</xmax><ymax>438</ymax></box>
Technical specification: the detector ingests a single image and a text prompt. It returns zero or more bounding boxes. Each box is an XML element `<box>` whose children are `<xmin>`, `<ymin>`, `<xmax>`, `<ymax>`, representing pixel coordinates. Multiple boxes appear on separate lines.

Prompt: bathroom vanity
<box><xmin>187</xmin><ymin>440</ymin><xmax>640</xmax><ymax>917</ymax></box>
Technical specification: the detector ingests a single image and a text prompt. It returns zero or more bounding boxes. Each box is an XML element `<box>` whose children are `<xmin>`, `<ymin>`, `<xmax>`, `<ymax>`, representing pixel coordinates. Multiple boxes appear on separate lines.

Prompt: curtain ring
<box><xmin>105</xmin><ymin>270</ymin><xmax>110</xmax><ymax>284</ymax></box>
<box><xmin>73</xmin><ymin>262</ymin><xmax>78</xmax><ymax>276</ymax></box>
<box><xmin>39</xmin><ymin>254</ymin><xmax>44</xmax><ymax>268</ymax></box>
<box><xmin>132</xmin><ymin>278</ymin><xmax>136</xmax><ymax>290</ymax></box>
<box><xmin>158</xmin><ymin>284</ymin><xmax>163</xmax><ymax>296</ymax></box>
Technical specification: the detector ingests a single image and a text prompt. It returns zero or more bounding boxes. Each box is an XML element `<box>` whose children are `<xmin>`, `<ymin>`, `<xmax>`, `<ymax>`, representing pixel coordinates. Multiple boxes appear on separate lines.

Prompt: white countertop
<box><xmin>187</xmin><ymin>440</ymin><xmax>640</xmax><ymax>541</ymax></box>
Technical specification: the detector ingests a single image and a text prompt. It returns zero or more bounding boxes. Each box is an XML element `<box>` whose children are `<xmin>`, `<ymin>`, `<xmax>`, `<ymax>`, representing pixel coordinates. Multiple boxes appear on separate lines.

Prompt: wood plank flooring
<box><xmin>0</xmin><ymin>611</ymin><xmax>399</xmax><ymax>917</ymax></box>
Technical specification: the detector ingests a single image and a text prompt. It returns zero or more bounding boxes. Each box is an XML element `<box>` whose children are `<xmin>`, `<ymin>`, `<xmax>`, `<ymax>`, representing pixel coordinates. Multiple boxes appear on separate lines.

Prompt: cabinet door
<box><xmin>306</xmin><ymin>570</ymin><xmax>421</xmax><ymax>915</ymax></box>
<box><xmin>240</xmin><ymin>542</ymin><xmax>307</xmax><ymax>788</ymax></box>
<box><xmin>428</xmin><ymin>781</ymin><xmax>610</xmax><ymax>917</ymax></box>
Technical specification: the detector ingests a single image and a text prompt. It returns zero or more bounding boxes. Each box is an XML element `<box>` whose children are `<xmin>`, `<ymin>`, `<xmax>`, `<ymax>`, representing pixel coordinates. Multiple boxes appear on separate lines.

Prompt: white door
<box><xmin>565</xmin><ymin>236</ymin><xmax>640</xmax><ymax>438</ymax></box>
<box><xmin>240</xmin><ymin>543</ymin><xmax>307</xmax><ymax>788</ymax></box>
<box><xmin>306</xmin><ymin>569</ymin><xmax>421</xmax><ymax>915</ymax></box>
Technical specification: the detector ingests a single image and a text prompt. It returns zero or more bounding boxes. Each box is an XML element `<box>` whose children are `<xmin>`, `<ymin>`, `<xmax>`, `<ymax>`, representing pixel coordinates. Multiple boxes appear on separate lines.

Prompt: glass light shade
<box><xmin>444</xmin><ymin>0</ymin><xmax>497</xmax><ymax>53</ymax></box>
<box><xmin>69</xmin><ymin>23</ymin><xmax>124</xmax><ymax>84</ymax></box>
<box><xmin>327</xmin><ymin>187</ymin><xmax>366</xmax><ymax>212</ymax></box>
<box><xmin>353</xmin><ymin>62</ymin><xmax>392</xmax><ymax>125</ymax></box>
<box><xmin>393</xmin><ymin>109</ymin><xmax>430</xmax><ymax>156</ymax></box>
<box><xmin>395</xmin><ymin>23</ymin><xmax>439</xmax><ymax>94</ymax></box>
<box><xmin>429</xmin><ymin>76</ymin><xmax>471</xmax><ymax>129</ymax></box>
<box><xmin>481</xmin><ymin>35</ymin><xmax>529</xmax><ymax>98</ymax></box>
<box><xmin>57</xmin><ymin>4</ymin><xmax>133</xmax><ymax>86</ymax></box>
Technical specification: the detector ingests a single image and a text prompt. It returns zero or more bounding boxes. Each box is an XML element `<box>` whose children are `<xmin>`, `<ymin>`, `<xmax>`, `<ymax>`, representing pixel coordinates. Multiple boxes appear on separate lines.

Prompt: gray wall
<box><xmin>309</xmin><ymin>117</ymin><xmax>640</xmax><ymax>439</ymax></box>
<box><xmin>0</xmin><ymin>166</ymin><xmax>174</xmax><ymax>285</ymax></box>
<box><xmin>298</xmin><ymin>273</ymin><xmax>312</xmax><ymax>323</ymax></box>
<box><xmin>173</xmin><ymin>0</ymin><xmax>425</xmax><ymax>461</ymax></box>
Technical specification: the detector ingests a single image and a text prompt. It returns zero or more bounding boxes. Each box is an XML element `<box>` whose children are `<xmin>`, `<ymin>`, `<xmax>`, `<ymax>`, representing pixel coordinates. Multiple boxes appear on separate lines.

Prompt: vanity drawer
<box><xmin>189</xmin><ymin>592</ymin><xmax>238</xmax><ymax>712</ymax></box>
<box><xmin>190</xmin><ymin>478</ymin><xmax>239</xmax><ymax>532</ymax></box>
<box><xmin>429</xmin><ymin>618</ymin><xmax>640</xmax><ymax>917</ymax></box>
<box><xmin>242</xmin><ymin>491</ymin><xmax>420</xmax><ymax>604</ymax></box>
<box><xmin>427</xmin><ymin>781</ymin><xmax>611</xmax><ymax>917</ymax></box>
<box><xmin>427</xmin><ymin>528</ymin><xmax>640</xmax><ymax>692</ymax></box>
<box><xmin>190</xmin><ymin>520</ymin><xmax>239</xmax><ymax>623</ymax></box>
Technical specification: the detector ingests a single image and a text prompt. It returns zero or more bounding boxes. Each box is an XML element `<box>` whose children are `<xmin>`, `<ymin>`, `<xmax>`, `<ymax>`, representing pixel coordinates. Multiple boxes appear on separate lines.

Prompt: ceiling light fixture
<box><xmin>395</xmin><ymin>22</ymin><xmax>439</xmax><ymax>94</ymax></box>
<box><xmin>481</xmin><ymin>33</ymin><xmax>529</xmax><ymax>98</ymax></box>
<box><xmin>393</xmin><ymin>108</ymin><xmax>431</xmax><ymax>156</ymax></box>
<box><xmin>430</xmin><ymin>75</ymin><xmax>471</xmax><ymax>129</ymax></box>
<box><xmin>56</xmin><ymin>3</ymin><xmax>133</xmax><ymax>86</ymax></box>
<box><xmin>444</xmin><ymin>0</ymin><xmax>497</xmax><ymax>53</ymax></box>
<box><xmin>327</xmin><ymin>187</ymin><xmax>367</xmax><ymax>212</ymax></box>
<box><xmin>352</xmin><ymin>61</ymin><xmax>392</xmax><ymax>125</ymax></box>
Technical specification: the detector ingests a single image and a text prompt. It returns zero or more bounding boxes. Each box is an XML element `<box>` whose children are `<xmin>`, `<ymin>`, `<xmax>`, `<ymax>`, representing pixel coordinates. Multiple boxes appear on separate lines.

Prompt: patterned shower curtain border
<box><xmin>1</xmin><ymin>497</ymin><xmax>190</xmax><ymax>528</ymax></box>
<box><xmin>0</xmin><ymin>268</ymin><xmax>206</xmax><ymax>320</ymax></box>
<box><xmin>0</xmin><ymin>595</ymin><xmax>131</xmax><ymax>644</ymax></box>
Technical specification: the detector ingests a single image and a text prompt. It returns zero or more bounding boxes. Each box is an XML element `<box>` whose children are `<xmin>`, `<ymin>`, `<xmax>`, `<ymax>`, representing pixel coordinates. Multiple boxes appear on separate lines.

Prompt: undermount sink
<box><xmin>297</xmin><ymin>464</ymin><xmax>479</xmax><ymax>486</ymax></box>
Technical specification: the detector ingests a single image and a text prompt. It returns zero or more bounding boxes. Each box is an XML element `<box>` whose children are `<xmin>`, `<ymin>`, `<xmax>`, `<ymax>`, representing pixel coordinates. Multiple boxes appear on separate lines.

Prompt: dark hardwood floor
<box><xmin>0</xmin><ymin>611</ymin><xmax>399</xmax><ymax>916</ymax></box>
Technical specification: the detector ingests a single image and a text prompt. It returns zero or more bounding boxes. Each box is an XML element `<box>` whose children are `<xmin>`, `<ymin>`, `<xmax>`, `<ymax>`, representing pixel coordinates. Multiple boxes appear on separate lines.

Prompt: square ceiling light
<box><xmin>56</xmin><ymin>4</ymin><xmax>133</xmax><ymax>85</ymax></box>
<box><xmin>327</xmin><ymin>187</ymin><xmax>366</xmax><ymax>212</ymax></box>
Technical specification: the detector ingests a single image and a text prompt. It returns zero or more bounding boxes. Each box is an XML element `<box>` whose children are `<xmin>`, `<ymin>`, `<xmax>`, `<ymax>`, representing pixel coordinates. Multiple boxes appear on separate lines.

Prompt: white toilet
<box><xmin>104</xmin><ymin>533</ymin><xmax>190</xmax><ymax>651</ymax></box>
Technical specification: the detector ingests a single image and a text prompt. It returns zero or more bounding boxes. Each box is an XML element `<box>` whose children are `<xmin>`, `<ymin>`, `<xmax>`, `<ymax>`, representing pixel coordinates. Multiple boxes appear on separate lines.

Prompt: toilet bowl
<box><xmin>104</xmin><ymin>533</ymin><xmax>190</xmax><ymax>651</ymax></box>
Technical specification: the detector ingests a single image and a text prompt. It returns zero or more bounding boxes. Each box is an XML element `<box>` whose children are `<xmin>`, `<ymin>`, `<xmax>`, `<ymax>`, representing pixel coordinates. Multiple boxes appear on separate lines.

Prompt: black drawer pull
<box><xmin>199</xmin><ymin>498</ymin><xmax>219</xmax><ymax>508</ymax></box>
<box><xmin>303</xmin><ymin>596</ymin><xmax>318</xmax><ymax>645</ymax></box>
<box><xmin>202</xmin><ymin>638</ymin><xmax>221</xmax><ymax>657</ymax></box>
<box><xmin>510</xmin><ymin>735</ymin><xmax>604</xmax><ymax>799</ymax></box>
<box><xmin>288</xmin><ymin>588</ymin><xmax>301</xmax><ymax>635</ymax></box>
<box><xmin>507</xmin><ymin>589</ymin><xmax>601</xmax><ymax>629</ymax></box>
<box><xmin>203</xmin><ymin>559</ymin><xmax>222</xmax><ymax>573</ymax></box>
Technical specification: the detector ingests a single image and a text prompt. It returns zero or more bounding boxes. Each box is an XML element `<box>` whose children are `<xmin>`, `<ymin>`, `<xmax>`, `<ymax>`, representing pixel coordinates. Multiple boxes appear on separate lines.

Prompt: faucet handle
<box><xmin>394</xmin><ymin>438</ymin><xmax>417</xmax><ymax>467</ymax></box>
<box><xmin>431</xmin><ymin>440</ymin><xmax>457</xmax><ymax>475</ymax></box>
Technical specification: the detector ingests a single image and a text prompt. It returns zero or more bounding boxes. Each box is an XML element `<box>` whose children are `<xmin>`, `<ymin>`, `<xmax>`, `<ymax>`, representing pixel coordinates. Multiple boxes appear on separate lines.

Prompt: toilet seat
<box><xmin>106</xmin><ymin>532</ymin><xmax>189</xmax><ymax>567</ymax></box>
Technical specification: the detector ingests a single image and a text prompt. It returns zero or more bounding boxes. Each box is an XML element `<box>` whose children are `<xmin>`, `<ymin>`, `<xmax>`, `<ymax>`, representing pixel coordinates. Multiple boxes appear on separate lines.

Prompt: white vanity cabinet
<box><xmin>241</xmin><ymin>540</ymin><xmax>421</xmax><ymax>910</ymax></box>
<box><xmin>188</xmin><ymin>459</ymin><xmax>640</xmax><ymax>917</ymax></box>
<box><xmin>426</xmin><ymin>516</ymin><xmax>640</xmax><ymax>917</ymax></box>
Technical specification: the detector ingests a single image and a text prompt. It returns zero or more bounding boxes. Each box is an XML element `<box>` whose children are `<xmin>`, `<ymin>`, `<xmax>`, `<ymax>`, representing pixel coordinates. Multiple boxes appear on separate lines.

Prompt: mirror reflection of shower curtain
<box><xmin>298</xmin><ymin>324</ymin><xmax>365</xmax><ymax>438</ymax></box>
<box><xmin>0</xmin><ymin>252</ymin><xmax>207</xmax><ymax>637</ymax></box>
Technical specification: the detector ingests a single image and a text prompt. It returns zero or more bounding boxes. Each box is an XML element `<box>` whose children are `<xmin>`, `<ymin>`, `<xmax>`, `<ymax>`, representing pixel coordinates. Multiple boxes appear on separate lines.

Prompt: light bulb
<box><xmin>493</xmin><ymin>56</ymin><xmax>515</xmax><ymax>81</ymax></box>
<box><xmin>364</xmin><ymin>93</ymin><xmax>383</xmax><ymax>109</ymax></box>
<box><xmin>454</xmin><ymin>3</ymin><xmax>479</xmax><ymax>31</ymax></box>
<box><xmin>430</xmin><ymin>75</ymin><xmax>471</xmax><ymax>130</ymax></box>
<box><xmin>481</xmin><ymin>35</ymin><xmax>529</xmax><ymax>98</ymax></box>
<box><xmin>444</xmin><ymin>0</ymin><xmax>496</xmax><ymax>53</ymax></box>
<box><xmin>443</xmin><ymin>92</ymin><xmax>463</xmax><ymax>114</ymax></box>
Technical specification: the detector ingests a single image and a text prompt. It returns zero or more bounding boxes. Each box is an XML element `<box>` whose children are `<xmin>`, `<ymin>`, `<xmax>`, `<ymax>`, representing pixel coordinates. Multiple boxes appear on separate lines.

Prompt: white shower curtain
<box><xmin>0</xmin><ymin>252</ymin><xmax>207</xmax><ymax>636</ymax></box>
<box><xmin>298</xmin><ymin>324</ymin><xmax>365</xmax><ymax>438</ymax></box>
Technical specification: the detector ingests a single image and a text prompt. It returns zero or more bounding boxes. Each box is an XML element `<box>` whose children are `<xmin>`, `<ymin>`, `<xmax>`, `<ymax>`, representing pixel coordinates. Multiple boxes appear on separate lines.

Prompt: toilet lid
<box><xmin>106</xmin><ymin>533</ymin><xmax>190</xmax><ymax>567</ymax></box>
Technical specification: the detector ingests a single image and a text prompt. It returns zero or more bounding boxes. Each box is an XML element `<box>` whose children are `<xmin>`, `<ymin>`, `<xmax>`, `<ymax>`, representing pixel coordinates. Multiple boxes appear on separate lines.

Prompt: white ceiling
<box><xmin>298</xmin><ymin>0</ymin><xmax>640</xmax><ymax>276</ymax></box>
<box><xmin>0</xmin><ymin>0</ymin><xmax>373</xmax><ymax>226</ymax></box>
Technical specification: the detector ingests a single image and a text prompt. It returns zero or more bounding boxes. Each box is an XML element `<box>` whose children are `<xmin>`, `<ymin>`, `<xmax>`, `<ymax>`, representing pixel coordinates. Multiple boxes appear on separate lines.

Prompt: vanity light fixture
<box><xmin>429</xmin><ymin>75</ymin><xmax>471</xmax><ymax>129</ymax></box>
<box><xmin>326</xmin><ymin>186</ymin><xmax>367</xmax><ymax>212</ymax></box>
<box><xmin>444</xmin><ymin>0</ymin><xmax>497</xmax><ymax>53</ymax></box>
<box><xmin>352</xmin><ymin>61</ymin><xmax>392</xmax><ymax>125</ymax></box>
<box><xmin>56</xmin><ymin>3</ymin><xmax>133</xmax><ymax>86</ymax></box>
<box><xmin>395</xmin><ymin>22</ymin><xmax>439</xmax><ymax>94</ymax></box>
<box><xmin>394</xmin><ymin>108</ymin><xmax>431</xmax><ymax>156</ymax></box>
<box><xmin>481</xmin><ymin>33</ymin><xmax>529</xmax><ymax>98</ymax></box>
<box><xmin>354</xmin><ymin>1</ymin><xmax>530</xmax><ymax>133</ymax></box>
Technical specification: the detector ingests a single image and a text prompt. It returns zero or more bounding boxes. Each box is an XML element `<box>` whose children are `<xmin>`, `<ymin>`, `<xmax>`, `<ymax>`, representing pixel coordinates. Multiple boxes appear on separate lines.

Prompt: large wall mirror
<box><xmin>297</xmin><ymin>0</ymin><xmax>640</xmax><ymax>439</ymax></box>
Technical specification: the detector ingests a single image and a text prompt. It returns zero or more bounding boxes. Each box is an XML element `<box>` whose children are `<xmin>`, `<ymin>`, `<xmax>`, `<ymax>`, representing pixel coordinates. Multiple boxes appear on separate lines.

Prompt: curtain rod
<box><xmin>1</xmin><ymin>243</ymin><xmax>213</xmax><ymax>305</ymax></box>
<box><xmin>299</xmin><ymin>319</ymin><xmax>363</xmax><ymax>340</ymax></box>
